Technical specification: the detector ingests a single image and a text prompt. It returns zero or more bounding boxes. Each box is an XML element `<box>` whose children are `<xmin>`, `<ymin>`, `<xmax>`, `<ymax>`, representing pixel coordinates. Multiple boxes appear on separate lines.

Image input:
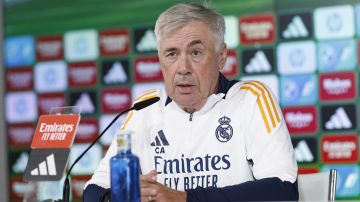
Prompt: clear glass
<box><xmin>22</xmin><ymin>175</ymin><xmax>68</xmax><ymax>202</ymax></box>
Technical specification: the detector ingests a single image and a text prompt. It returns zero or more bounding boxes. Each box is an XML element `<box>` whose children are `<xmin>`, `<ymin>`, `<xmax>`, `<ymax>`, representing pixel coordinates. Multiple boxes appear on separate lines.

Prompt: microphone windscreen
<box><xmin>133</xmin><ymin>97</ymin><xmax>160</xmax><ymax>111</ymax></box>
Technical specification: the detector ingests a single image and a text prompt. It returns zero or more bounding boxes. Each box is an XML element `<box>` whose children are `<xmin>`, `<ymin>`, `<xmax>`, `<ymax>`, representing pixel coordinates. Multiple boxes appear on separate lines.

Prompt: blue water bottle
<box><xmin>110</xmin><ymin>131</ymin><xmax>140</xmax><ymax>202</ymax></box>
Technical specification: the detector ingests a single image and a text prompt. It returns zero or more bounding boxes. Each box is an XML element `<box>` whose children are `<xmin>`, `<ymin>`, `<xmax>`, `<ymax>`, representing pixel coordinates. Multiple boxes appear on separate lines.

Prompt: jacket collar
<box><xmin>165</xmin><ymin>73</ymin><xmax>237</xmax><ymax>106</ymax></box>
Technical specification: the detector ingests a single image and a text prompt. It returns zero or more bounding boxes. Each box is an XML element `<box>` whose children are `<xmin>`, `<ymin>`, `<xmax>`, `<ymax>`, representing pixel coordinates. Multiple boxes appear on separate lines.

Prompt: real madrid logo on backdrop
<box><xmin>215</xmin><ymin>116</ymin><xmax>233</xmax><ymax>142</ymax></box>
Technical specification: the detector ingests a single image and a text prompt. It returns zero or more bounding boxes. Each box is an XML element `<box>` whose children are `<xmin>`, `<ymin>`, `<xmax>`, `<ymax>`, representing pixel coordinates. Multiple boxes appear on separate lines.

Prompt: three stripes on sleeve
<box><xmin>120</xmin><ymin>90</ymin><xmax>158</xmax><ymax>130</ymax></box>
<box><xmin>240</xmin><ymin>81</ymin><xmax>281</xmax><ymax>134</ymax></box>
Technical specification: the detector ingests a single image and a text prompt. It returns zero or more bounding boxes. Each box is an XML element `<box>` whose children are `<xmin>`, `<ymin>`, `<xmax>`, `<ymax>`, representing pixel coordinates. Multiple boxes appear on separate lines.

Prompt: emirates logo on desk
<box><xmin>31</xmin><ymin>114</ymin><xmax>80</xmax><ymax>149</ymax></box>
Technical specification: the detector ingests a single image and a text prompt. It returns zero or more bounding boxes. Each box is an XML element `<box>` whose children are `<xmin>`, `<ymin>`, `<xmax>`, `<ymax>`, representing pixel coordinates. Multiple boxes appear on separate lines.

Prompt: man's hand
<box><xmin>140</xmin><ymin>170</ymin><xmax>187</xmax><ymax>202</ymax></box>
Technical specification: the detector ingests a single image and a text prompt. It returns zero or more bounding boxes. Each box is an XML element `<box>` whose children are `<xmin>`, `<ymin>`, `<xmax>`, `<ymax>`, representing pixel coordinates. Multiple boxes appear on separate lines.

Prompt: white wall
<box><xmin>0</xmin><ymin>1</ymin><xmax>9</xmax><ymax>202</ymax></box>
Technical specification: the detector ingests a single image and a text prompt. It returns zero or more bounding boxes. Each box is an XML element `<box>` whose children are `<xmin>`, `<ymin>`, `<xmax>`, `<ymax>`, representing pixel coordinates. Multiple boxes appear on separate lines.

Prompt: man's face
<box><xmin>158</xmin><ymin>21</ymin><xmax>227</xmax><ymax>112</ymax></box>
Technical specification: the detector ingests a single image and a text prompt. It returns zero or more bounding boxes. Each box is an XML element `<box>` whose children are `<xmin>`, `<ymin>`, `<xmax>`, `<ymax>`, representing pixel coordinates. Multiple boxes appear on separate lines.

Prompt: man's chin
<box><xmin>173</xmin><ymin>97</ymin><xmax>196</xmax><ymax>108</ymax></box>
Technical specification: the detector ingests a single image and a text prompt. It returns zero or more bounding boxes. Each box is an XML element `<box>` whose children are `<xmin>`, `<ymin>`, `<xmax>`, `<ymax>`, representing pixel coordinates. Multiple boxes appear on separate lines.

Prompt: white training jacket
<box><xmin>85</xmin><ymin>75</ymin><xmax>298</xmax><ymax>192</ymax></box>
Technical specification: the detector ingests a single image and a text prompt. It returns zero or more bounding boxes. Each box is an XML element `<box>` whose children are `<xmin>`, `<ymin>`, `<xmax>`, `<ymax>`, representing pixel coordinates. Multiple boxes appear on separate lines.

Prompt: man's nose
<box><xmin>177</xmin><ymin>54</ymin><xmax>191</xmax><ymax>75</ymax></box>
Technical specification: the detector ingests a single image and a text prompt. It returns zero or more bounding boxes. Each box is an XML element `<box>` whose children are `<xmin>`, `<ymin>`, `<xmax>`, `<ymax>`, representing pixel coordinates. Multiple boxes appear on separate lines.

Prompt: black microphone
<box><xmin>61</xmin><ymin>96</ymin><xmax>160</xmax><ymax>202</ymax></box>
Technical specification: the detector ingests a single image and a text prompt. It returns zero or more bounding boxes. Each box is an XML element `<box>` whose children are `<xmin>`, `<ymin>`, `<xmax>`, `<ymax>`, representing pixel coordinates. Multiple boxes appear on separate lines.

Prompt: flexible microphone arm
<box><xmin>61</xmin><ymin>97</ymin><xmax>160</xmax><ymax>202</ymax></box>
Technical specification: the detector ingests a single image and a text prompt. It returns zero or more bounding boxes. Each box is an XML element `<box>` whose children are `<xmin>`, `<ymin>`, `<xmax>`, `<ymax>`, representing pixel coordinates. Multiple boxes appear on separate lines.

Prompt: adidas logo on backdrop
<box><xmin>279</xmin><ymin>13</ymin><xmax>312</xmax><ymax>41</ymax></box>
<box><xmin>321</xmin><ymin>105</ymin><xmax>356</xmax><ymax>131</ymax></box>
<box><xmin>242</xmin><ymin>48</ymin><xmax>274</xmax><ymax>74</ymax></box>
<box><xmin>292</xmin><ymin>137</ymin><xmax>317</xmax><ymax>164</ymax></box>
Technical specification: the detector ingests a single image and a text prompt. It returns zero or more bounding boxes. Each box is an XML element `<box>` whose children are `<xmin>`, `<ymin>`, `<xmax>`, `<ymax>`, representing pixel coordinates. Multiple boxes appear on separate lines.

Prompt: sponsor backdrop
<box><xmin>2</xmin><ymin>0</ymin><xmax>360</xmax><ymax>201</ymax></box>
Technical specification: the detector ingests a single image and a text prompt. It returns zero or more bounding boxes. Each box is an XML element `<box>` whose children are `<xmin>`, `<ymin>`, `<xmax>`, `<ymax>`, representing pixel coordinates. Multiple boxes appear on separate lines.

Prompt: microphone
<box><xmin>61</xmin><ymin>96</ymin><xmax>160</xmax><ymax>202</ymax></box>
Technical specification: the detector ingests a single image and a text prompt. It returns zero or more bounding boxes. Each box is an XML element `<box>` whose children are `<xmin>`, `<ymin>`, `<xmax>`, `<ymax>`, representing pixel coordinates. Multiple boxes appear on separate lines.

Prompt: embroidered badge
<box><xmin>215</xmin><ymin>116</ymin><xmax>233</xmax><ymax>142</ymax></box>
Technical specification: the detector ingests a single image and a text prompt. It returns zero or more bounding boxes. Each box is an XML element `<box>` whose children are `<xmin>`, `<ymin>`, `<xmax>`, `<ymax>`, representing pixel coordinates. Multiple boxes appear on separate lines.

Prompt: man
<box><xmin>84</xmin><ymin>3</ymin><xmax>298</xmax><ymax>201</ymax></box>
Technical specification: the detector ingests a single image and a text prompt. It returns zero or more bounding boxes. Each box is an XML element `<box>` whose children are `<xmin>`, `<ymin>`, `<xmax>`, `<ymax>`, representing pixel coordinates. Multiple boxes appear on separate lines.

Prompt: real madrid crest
<box><xmin>215</xmin><ymin>116</ymin><xmax>233</xmax><ymax>142</ymax></box>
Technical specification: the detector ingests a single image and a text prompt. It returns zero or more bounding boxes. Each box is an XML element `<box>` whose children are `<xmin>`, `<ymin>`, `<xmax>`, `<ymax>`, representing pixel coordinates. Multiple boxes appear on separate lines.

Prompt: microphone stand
<box><xmin>61</xmin><ymin>107</ymin><xmax>133</xmax><ymax>202</ymax></box>
<box><xmin>60</xmin><ymin>96</ymin><xmax>160</xmax><ymax>202</ymax></box>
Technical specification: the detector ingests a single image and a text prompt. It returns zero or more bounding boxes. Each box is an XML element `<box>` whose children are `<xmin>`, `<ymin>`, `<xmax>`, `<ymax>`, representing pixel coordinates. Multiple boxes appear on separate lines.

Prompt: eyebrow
<box><xmin>163</xmin><ymin>40</ymin><xmax>203</xmax><ymax>53</ymax></box>
<box><xmin>188</xmin><ymin>40</ymin><xmax>202</xmax><ymax>48</ymax></box>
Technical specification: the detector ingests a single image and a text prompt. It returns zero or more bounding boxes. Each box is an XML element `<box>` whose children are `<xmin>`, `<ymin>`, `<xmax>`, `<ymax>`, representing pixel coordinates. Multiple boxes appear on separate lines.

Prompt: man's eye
<box><xmin>191</xmin><ymin>50</ymin><xmax>201</xmax><ymax>56</ymax></box>
<box><xmin>166</xmin><ymin>52</ymin><xmax>176</xmax><ymax>58</ymax></box>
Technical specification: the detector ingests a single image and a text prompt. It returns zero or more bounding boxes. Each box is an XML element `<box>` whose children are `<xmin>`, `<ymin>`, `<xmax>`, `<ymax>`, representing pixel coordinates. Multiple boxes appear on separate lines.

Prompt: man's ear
<box><xmin>218</xmin><ymin>43</ymin><xmax>227</xmax><ymax>71</ymax></box>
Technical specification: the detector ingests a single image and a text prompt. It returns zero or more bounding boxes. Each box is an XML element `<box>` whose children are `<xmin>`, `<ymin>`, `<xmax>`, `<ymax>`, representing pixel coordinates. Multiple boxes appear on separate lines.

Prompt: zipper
<box><xmin>189</xmin><ymin>113</ymin><xmax>193</xmax><ymax>122</ymax></box>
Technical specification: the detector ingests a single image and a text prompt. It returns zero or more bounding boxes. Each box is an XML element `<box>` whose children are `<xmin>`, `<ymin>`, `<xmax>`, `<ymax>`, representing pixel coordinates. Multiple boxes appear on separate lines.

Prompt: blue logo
<box><xmin>215</xmin><ymin>116</ymin><xmax>233</xmax><ymax>142</ymax></box>
<box><xmin>322</xmin><ymin>165</ymin><xmax>360</xmax><ymax>197</ymax></box>
<box><xmin>289</xmin><ymin>48</ymin><xmax>305</xmax><ymax>67</ymax></box>
<box><xmin>280</xmin><ymin>74</ymin><xmax>317</xmax><ymax>106</ymax></box>
<box><xmin>15</xmin><ymin>98</ymin><xmax>27</xmax><ymax>115</ymax></box>
<box><xmin>326</xmin><ymin>13</ymin><xmax>342</xmax><ymax>32</ymax></box>
<box><xmin>4</xmin><ymin>36</ymin><xmax>35</xmax><ymax>67</ymax></box>
<box><xmin>318</xmin><ymin>39</ymin><xmax>356</xmax><ymax>72</ymax></box>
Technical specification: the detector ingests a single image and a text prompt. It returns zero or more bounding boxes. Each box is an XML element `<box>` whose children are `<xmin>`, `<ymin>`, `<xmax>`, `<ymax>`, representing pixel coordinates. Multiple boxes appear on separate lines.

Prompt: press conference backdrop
<box><xmin>3</xmin><ymin>0</ymin><xmax>360</xmax><ymax>201</ymax></box>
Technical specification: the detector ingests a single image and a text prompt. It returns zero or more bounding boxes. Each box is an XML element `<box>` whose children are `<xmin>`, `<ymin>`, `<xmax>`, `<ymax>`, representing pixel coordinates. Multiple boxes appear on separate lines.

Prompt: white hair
<box><xmin>154</xmin><ymin>3</ymin><xmax>225</xmax><ymax>51</ymax></box>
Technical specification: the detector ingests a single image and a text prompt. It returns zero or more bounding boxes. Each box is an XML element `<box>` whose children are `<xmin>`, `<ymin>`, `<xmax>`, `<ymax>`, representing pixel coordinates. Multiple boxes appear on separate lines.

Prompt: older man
<box><xmin>84</xmin><ymin>3</ymin><xmax>298</xmax><ymax>202</ymax></box>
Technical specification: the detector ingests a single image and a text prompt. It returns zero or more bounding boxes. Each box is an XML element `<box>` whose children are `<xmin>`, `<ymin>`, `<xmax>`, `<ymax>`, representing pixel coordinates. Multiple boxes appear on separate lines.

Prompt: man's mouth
<box><xmin>176</xmin><ymin>84</ymin><xmax>194</xmax><ymax>93</ymax></box>
<box><xmin>178</xmin><ymin>84</ymin><xmax>193</xmax><ymax>87</ymax></box>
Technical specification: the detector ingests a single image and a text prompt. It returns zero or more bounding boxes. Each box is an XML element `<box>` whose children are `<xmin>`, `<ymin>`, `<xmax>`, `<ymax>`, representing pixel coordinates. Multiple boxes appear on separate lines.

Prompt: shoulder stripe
<box><xmin>240</xmin><ymin>86</ymin><xmax>271</xmax><ymax>133</ymax></box>
<box><xmin>240</xmin><ymin>81</ymin><xmax>281</xmax><ymax>134</ymax></box>
<box><xmin>134</xmin><ymin>90</ymin><xmax>157</xmax><ymax>103</ymax></box>
<box><xmin>134</xmin><ymin>94</ymin><xmax>158</xmax><ymax>105</ymax></box>
<box><xmin>251</xmin><ymin>80</ymin><xmax>280</xmax><ymax>123</ymax></box>
<box><xmin>120</xmin><ymin>89</ymin><xmax>158</xmax><ymax>131</ymax></box>
<box><xmin>120</xmin><ymin>111</ymin><xmax>133</xmax><ymax>131</ymax></box>
<box><xmin>244</xmin><ymin>81</ymin><xmax>277</xmax><ymax>128</ymax></box>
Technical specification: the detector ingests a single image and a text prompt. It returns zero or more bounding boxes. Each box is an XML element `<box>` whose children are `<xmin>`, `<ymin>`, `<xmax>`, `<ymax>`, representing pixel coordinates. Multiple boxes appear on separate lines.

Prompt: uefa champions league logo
<box><xmin>215</xmin><ymin>116</ymin><xmax>233</xmax><ymax>142</ymax></box>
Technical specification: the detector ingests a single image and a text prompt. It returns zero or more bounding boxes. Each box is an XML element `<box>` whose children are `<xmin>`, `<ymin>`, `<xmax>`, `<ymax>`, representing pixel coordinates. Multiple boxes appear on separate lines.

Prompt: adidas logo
<box><xmin>30</xmin><ymin>154</ymin><xmax>57</xmax><ymax>176</ymax></box>
<box><xmin>323</xmin><ymin>78</ymin><xmax>351</xmax><ymax>95</ymax></box>
<box><xmin>294</xmin><ymin>140</ymin><xmax>314</xmax><ymax>162</ymax></box>
<box><xmin>75</xmin><ymin>93</ymin><xmax>95</xmax><ymax>114</ymax></box>
<box><xmin>285</xmin><ymin>112</ymin><xmax>313</xmax><ymax>128</ymax></box>
<box><xmin>151</xmin><ymin>130</ymin><xmax>169</xmax><ymax>147</ymax></box>
<box><xmin>325</xmin><ymin>107</ymin><xmax>352</xmax><ymax>130</ymax></box>
<box><xmin>244</xmin><ymin>51</ymin><xmax>271</xmax><ymax>73</ymax></box>
<box><xmin>104</xmin><ymin>62</ymin><xmax>127</xmax><ymax>84</ymax></box>
<box><xmin>136</xmin><ymin>29</ymin><xmax>157</xmax><ymax>52</ymax></box>
<box><xmin>282</xmin><ymin>16</ymin><xmax>309</xmax><ymax>39</ymax></box>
